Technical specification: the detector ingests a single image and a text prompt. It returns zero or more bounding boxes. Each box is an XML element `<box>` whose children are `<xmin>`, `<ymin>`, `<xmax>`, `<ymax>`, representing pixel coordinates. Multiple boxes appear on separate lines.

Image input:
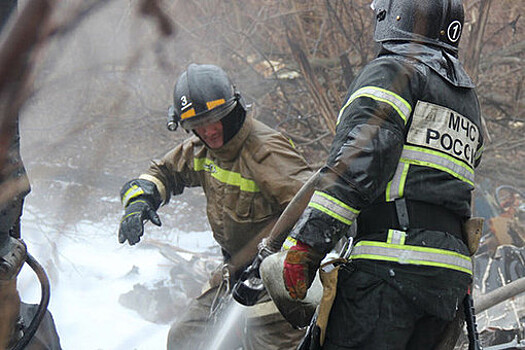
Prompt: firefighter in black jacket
<box><xmin>281</xmin><ymin>0</ymin><xmax>484</xmax><ymax>348</ymax></box>
<box><xmin>0</xmin><ymin>1</ymin><xmax>30</xmax><ymax>347</ymax></box>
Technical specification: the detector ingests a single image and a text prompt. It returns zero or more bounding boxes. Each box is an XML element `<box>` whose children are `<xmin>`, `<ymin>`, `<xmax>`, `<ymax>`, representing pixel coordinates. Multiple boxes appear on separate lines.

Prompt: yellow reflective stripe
<box><xmin>314</xmin><ymin>191</ymin><xmax>359</xmax><ymax>214</ymax></box>
<box><xmin>474</xmin><ymin>145</ymin><xmax>483</xmax><ymax>161</ymax></box>
<box><xmin>386</xmin><ymin>162</ymin><xmax>410</xmax><ymax>202</ymax></box>
<box><xmin>350</xmin><ymin>240</ymin><xmax>472</xmax><ymax>275</ymax></box>
<box><xmin>206</xmin><ymin>98</ymin><xmax>226</xmax><ymax>110</ymax></box>
<box><xmin>401</xmin><ymin>145</ymin><xmax>474</xmax><ymax>185</ymax></box>
<box><xmin>308</xmin><ymin>191</ymin><xmax>360</xmax><ymax>226</ymax></box>
<box><xmin>181</xmin><ymin>108</ymin><xmax>196</xmax><ymax>120</ymax></box>
<box><xmin>309</xmin><ymin>203</ymin><xmax>353</xmax><ymax>225</ymax></box>
<box><xmin>120</xmin><ymin>200</ymin><xmax>148</xmax><ymax>223</ymax></box>
<box><xmin>387</xmin><ymin>229</ymin><xmax>406</xmax><ymax>245</ymax></box>
<box><xmin>194</xmin><ymin>157</ymin><xmax>260</xmax><ymax>192</ymax></box>
<box><xmin>282</xmin><ymin>236</ymin><xmax>297</xmax><ymax>250</ymax></box>
<box><xmin>337</xmin><ymin>86</ymin><xmax>411</xmax><ymax>125</ymax></box>
<box><xmin>120</xmin><ymin>211</ymin><xmax>140</xmax><ymax>223</ymax></box>
<box><xmin>122</xmin><ymin>185</ymin><xmax>144</xmax><ymax>207</ymax></box>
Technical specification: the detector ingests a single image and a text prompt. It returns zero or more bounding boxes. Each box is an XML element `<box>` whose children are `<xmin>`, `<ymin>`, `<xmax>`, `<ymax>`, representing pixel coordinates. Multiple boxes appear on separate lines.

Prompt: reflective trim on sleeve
<box><xmin>308</xmin><ymin>191</ymin><xmax>360</xmax><ymax>226</ymax></box>
<box><xmin>122</xmin><ymin>185</ymin><xmax>144</xmax><ymax>208</ymax></box>
<box><xmin>282</xmin><ymin>236</ymin><xmax>297</xmax><ymax>251</ymax></box>
<box><xmin>400</xmin><ymin>145</ymin><xmax>475</xmax><ymax>185</ymax></box>
<box><xmin>193</xmin><ymin>157</ymin><xmax>260</xmax><ymax>192</ymax></box>
<box><xmin>474</xmin><ymin>145</ymin><xmax>483</xmax><ymax>162</ymax></box>
<box><xmin>385</xmin><ymin>162</ymin><xmax>410</xmax><ymax>202</ymax></box>
<box><xmin>350</xmin><ymin>240</ymin><xmax>472</xmax><ymax>275</ymax></box>
<box><xmin>337</xmin><ymin>86</ymin><xmax>412</xmax><ymax>125</ymax></box>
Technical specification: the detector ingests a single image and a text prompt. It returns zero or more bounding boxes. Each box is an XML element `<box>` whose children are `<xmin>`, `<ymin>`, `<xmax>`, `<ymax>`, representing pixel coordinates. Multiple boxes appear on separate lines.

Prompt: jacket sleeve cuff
<box><xmin>139</xmin><ymin>174</ymin><xmax>167</xmax><ymax>204</ymax></box>
<box><xmin>290</xmin><ymin>209</ymin><xmax>346</xmax><ymax>255</ymax></box>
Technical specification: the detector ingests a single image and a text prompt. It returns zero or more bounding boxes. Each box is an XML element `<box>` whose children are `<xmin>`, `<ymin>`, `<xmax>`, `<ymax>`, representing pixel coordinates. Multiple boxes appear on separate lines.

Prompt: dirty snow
<box><xmin>17</xmin><ymin>202</ymin><xmax>216</xmax><ymax>350</ymax></box>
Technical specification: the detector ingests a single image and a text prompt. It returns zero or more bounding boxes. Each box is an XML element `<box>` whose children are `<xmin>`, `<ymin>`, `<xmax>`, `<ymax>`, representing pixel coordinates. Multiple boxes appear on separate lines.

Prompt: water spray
<box><xmin>207</xmin><ymin>299</ymin><xmax>245</xmax><ymax>350</ymax></box>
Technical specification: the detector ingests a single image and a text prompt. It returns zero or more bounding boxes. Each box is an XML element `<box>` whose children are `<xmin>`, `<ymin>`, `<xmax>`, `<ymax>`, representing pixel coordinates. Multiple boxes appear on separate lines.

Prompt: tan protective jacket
<box><xmin>140</xmin><ymin>115</ymin><xmax>313</xmax><ymax>258</ymax></box>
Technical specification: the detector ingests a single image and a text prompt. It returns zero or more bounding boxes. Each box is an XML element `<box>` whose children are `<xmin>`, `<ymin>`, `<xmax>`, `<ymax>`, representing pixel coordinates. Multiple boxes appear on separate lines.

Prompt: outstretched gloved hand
<box><xmin>118</xmin><ymin>179</ymin><xmax>162</xmax><ymax>245</ymax></box>
<box><xmin>283</xmin><ymin>238</ymin><xmax>323</xmax><ymax>300</ymax></box>
<box><xmin>119</xmin><ymin>199</ymin><xmax>161</xmax><ymax>245</ymax></box>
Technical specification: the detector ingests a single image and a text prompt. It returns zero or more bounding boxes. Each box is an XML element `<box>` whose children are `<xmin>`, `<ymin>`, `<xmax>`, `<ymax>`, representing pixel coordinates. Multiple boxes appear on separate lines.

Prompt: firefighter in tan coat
<box><xmin>118</xmin><ymin>64</ymin><xmax>312</xmax><ymax>349</ymax></box>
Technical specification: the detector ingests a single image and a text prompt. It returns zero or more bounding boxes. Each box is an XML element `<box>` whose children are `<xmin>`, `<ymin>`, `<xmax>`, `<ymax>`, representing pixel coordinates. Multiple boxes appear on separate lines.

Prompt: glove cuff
<box><xmin>289</xmin><ymin>239</ymin><xmax>324</xmax><ymax>266</ymax></box>
<box><xmin>120</xmin><ymin>179</ymin><xmax>162</xmax><ymax>209</ymax></box>
<box><xmin>290</xmin><ymin>240</ymin><xmax>312</xmax><ymax>252</ymax></box>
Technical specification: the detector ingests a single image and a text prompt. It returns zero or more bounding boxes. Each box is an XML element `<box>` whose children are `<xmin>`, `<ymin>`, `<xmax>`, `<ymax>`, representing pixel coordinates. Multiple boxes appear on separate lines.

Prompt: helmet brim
<box><xmin>180</xmin><ymin>97</ymin><xmax>238</xmax><ymax>130</ymax></box>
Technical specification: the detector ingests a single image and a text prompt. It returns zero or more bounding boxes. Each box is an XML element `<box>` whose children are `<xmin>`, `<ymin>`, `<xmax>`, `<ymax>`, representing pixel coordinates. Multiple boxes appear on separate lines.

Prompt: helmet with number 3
<box><xmin>170</xmin><ymin>64</ymin><xmax>245</xmax><ymax>132</ymax></box>
<box><xmin>371</xmin><ymin>0</ymin><xmax>465</xmax><ymax>54</ymax></box>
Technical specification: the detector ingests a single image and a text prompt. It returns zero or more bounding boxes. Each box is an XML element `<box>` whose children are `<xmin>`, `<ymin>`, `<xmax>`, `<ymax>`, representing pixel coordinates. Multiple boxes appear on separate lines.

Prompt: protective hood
<box><xmin>220</xmin><ymin>102</ymin><xmax>246</xmax><ymax>145</ymax></box>
<box><xmin>192</xmin><ymin>102</ymin><xmax>246</xmax><ymax>150</ymax></box>
<box><xmin>381</xmin><ymin>42</ymin><xmax>475</xmax><ymax>88</ymax></box>
<box><xmin>208</xmin><ymin>112</ymin><xmax>252</xmax><ymax>162</ymax></box>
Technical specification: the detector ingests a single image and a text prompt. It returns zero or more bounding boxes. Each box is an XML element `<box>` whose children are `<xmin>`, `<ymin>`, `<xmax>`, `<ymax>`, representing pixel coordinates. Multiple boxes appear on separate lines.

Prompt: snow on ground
<box><xmin>17</xmin><ymin>203</ymin><xmax>216</xmax><ymax>350</ymax></box>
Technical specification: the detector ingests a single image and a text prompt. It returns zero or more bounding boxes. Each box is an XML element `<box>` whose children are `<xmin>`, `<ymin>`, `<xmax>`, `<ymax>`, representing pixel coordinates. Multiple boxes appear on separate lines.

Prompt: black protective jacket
<box><xmin>290</xmin><ymin>44</ymin><xmax>484</xmax><ymax>319</ymax></box>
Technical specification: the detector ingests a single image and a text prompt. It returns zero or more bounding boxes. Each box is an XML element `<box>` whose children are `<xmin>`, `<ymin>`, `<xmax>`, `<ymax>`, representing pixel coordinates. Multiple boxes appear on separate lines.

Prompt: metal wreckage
<box><xmin>468</xmin><ymin>185</ymin><xmax>525</xmax><ymax>350</ymax></box>
<box><xmin>120</xmin><ymin>175</ymin><xmax>525</xmax><ymax>349</ymax></box>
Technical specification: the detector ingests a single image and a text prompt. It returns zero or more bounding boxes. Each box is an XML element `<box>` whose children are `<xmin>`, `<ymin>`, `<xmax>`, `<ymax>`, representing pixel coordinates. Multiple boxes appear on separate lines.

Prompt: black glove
<box><xmin>231</xmin><ymin>238</ymin><xmax>273</xmax><ymax>306</ymax></box>
<box><xmin>118</xmin><ymin>179</ymin><xmax>162</xmax><ymax>245</ymax></box>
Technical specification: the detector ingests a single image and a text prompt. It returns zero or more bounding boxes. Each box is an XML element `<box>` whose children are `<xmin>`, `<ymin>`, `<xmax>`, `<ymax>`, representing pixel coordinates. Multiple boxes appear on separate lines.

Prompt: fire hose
<box><xmin>232</xmin><ymin>169</ymin><xmax>321</xmax><ymax>306</ymax></box>
<box><xmin>10</xmin><ymin>252</ymin><xmax>50</xmax><ymax>350</ymax></box>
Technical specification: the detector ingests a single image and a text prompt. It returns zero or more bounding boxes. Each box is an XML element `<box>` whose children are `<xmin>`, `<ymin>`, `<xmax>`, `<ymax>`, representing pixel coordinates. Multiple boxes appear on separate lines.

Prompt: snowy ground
<box><xmin>17</xmin><ymin>201</ymin><xmax>217</xmax><ymax>350</ymax></box>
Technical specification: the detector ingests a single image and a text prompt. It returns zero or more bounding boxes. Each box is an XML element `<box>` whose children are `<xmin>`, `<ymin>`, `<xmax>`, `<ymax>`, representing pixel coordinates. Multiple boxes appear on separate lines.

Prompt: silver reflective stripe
<box><xmin>387</xmin><ymin>230</ymin><xmax>406</xmax><ymax>245</ymax></box>
<box><xmin>121</xmin><ymin>185</ymin><xmax>144</xmax><ymax>207</ymax></box>
<box><xmin>351</xmin><ymin>241</ymin><xmax>472</xmax><ymax>275</ymax></box>
<box><xmin>308</xmin><ymin>191</ymin><xmax>359</xmax><ymax>226</ymax></box>
<box><xmin>337</xmin><ymin>86</ymin><xmax>411</xmax><ymax>125</ymax></box>
<box><xmin>386</xmin><ymin>162</ymin><xmax>410</xmax><ymax>202</ymax></box>
<box><xmin>401</xmin><ymin>145</ymin><xmax>475</xmax><ymax>185</ymax></box>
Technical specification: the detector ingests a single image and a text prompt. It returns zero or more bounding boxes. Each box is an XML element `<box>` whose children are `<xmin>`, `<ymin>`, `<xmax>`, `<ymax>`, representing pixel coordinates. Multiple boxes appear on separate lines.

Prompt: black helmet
<box><xmin>168</xmin><ymin>64</ymin><xmax>244</xmax><ymax>132</ymax></box>
<box><xmin>371</xmin><ymin>0</ymin><xmax>465</xmax><ymax>53</ymax></box>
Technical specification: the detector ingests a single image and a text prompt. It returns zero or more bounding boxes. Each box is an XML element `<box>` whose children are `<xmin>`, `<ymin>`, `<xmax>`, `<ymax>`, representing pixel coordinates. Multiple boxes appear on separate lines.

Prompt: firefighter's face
<box><xmin>194</xmin><ymin>120</ymin><xmax>224</xmax><ymax>149</ymax></box>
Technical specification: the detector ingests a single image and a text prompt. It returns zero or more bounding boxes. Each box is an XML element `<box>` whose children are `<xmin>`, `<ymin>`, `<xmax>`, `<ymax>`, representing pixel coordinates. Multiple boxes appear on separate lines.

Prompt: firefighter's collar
<box><xmin>381</xmin><ymin>42</ymin><xmax>475</xmax><ymax>88</ymax></box>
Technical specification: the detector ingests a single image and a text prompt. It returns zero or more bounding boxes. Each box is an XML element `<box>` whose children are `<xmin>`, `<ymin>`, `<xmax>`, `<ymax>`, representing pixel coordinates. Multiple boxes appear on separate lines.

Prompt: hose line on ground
<box><xmin>11</xmin><ymin>252</ymin><xmax>50</xmax><ymax>350</ymax></box>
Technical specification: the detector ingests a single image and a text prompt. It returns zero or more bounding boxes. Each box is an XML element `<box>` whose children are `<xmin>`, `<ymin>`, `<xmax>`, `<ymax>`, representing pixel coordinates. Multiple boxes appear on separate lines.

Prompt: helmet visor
<box><xmin>180</xmin><ymin>95</ymin><xmax>238</xmax><ymax>130</ymax></box>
